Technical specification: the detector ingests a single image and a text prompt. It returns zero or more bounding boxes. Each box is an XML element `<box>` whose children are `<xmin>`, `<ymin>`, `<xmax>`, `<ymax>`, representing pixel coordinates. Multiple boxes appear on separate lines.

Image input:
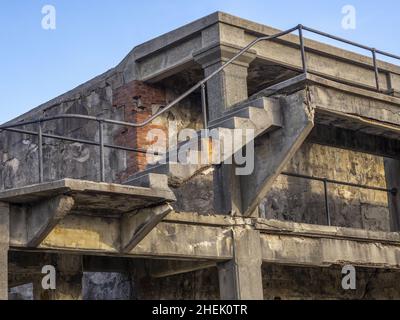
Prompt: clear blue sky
<box><xmin>1</xmin><ymin>0</ymin><xmax>400</xmax><ymax>123</ymax></box>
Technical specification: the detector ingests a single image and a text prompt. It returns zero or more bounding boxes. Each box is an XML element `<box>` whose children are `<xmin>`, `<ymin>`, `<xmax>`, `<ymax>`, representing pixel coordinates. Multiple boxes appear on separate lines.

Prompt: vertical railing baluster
<box><xmin>298</xmin><ymin>25</ymin><xmax>308</xmax><ymax>74</ymax></box>
<box><xmin>201</xmin><ymin>83</ymin><xmax>208</xmax><ymax>132</ymax></box>
<box><xmin>323</xmin><ymin>179</ymin><xmax>331</xmax><ymax>226</ymax></box>
<box><xmin>38</xmin><ymin>121</ymin><xmax>44</xmax><ymax>183</ymax></box>
<box><xmin>372</xmin><ymin>48</ymin><xmax>380</xmax><ymax>92</ymax></box>
<box><xmin>98</xmin><ymin>120</ymin><xmax>105</xmax><ymax>182</ymax></box>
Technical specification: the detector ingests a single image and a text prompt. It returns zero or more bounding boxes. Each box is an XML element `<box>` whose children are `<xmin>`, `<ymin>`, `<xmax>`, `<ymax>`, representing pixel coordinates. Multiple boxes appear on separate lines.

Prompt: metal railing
<box><xmin>299</xmin><ymin>25</ymin><xmax>400</xmax><ymax>92</ymax></box>
<box><xmin>0</xmin><ymin>115</ymin><xmax>163</xmax><ymax>183</ymax></box>
<box><xmin>281</xmin><ymin>172</ymin><xmax>397</xmax><ymax>226</ymax></box>
<box><xmin>1</xmin><ymin>24</ymin><xmax>400</xmax><ymax>184</ymax></box>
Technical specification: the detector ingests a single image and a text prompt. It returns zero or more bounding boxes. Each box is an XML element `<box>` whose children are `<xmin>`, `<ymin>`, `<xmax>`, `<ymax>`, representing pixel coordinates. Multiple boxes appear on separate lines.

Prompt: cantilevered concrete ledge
<box><xmin>131</xmin><ymin>11</ymin><xmax>400</xmax><ymax>75</ymax></box>
<box><xmin>2</xmin><ymin>179</ymin><xmax>176</xmax><ymax>249</ymax></box>
<box><xmin>253</xmin><ymin>73</ymin><xmax>400</xmax><ymax>140</ymax></box>
<box><xmin>0</xmin><ymin>178</ymin><xmax>175</xmax><ymax>216</ymax></box>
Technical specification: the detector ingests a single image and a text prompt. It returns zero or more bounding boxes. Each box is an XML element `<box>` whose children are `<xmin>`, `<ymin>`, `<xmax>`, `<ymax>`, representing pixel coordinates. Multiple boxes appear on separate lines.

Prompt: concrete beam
<box><xmin>131</xmin><ymin>12</ymin><xmax>220</xmax><ymax>60</ymax></box>
<box><xmin>9</xmin><ymin>211</ymin><xmax>400</xmax><ymax>272</ymax></box>
<box><xmin>0</xmin><ymin>202</ymin><xmax>9</xmax><ymax>300</ymax></box>
<box><xmin>8</xmin><ymin>251</ymin><xmax>130</xmax><ymax>274</ymax></box>
<box><xmin>36</xmin><ymin>215</ymin><xmax>121</xmax><ymax>253</ymax></box>
<box><xmin>131</xmin><ymin>11</ymin><xmax>400</xmax><ymax>91</ymax></box>
<box><xmin>257</xmin><ymin>219</ymin><xmax>400</xmax><ymax>269</ymax></box>
<box><xmin>129</xmin><ymin>218</ymin><xmax>233</xmax><ymax>260</ymax></box>
<box><xmin>149</xmin><ymin>260</ymin><xmax>217</xmax><ymax>278</ymax></box>
<box><xmin>260</xmin><ymin>233</ymin><xmax>400</xmax><ymax>269</ymax></box>
<box><xmin>9</xmin><ymin>274</ymin><xmax>33</xmax><ymax>289</ymax></box>
<box><xmin>22</xmin><ymin>212</ymin><xmax>234</xmax><ymax>261</ymax></box>
<box><xmin>255</xmin><ymin>218</ymin><xmax>400</xmax><ymax>242</ymax></box>
<box><xmin>121</xmin><ymin>203</ymin><xmax>173</xmax><ymax>253</ymax></box>
<box><xmin>131</xmin><ymin>12</ymin><xmax>400</xmax><ymax>77</ymax></box>
<box><xmin>9</xmin><ymin>251</ymin><xmax>47</xmax><ymax>275</ymax></box>
<box><xmin>82</xmin><ymin>256</ymin><xmax>131</xmax><ymax>273</ymax></box>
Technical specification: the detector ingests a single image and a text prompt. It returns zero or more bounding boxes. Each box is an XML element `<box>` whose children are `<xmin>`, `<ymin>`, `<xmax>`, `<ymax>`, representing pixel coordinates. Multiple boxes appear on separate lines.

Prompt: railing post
<box><xmin>38</xmin><ymin>121</ymin><xmax>44</xmax><ymax>184</ymax></box>
<box><xmin>298</xmin><ymin>25</ymin><xmax>308</xmax><ymax>74</ymax></box>
<box><xmin>323</xmin><ymin>179</ymin><xmax>331</xmax><ymax>226</ymax></box>
<box><xmin>372</xmin><ymin>48</ymin><xmax>380</xmax><ymax>92</ymax></box>
<box><xmin>98</xmin><ymin>120</ymin><xmax>105</xmax><ymax>182</ymax></box>
<box><xmin>201</xmin><ymin>83</ymin><xmax>208</xmax><ymax>132</ymax></box>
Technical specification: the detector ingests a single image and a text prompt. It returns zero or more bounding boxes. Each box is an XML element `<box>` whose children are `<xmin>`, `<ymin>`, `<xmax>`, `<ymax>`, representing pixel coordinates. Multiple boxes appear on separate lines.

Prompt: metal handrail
<box><xmin>281</xmin><ymin>172</ymin><xmax>397</xmax><ymax>226</ymax></box>
<box><xmin>1</xmin><ymin>24</ymin><xmax>400</xmax><ymax>183</ymax></box>
<box><xmin>2</xmin><ymin>23</ymin><xmax>399</xmax><ymax>133</ymax></box>
<box><xmin>0</xmin><ymin>26</ymin><xmax>299</xmax><ymax>132</ymax></box>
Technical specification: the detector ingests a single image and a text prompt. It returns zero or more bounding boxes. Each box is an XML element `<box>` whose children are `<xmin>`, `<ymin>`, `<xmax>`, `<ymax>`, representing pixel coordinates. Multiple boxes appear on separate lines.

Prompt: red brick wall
<box><xmin>113</xmin><ymin>80</ymin><xmax>167</xmax><ymax>182</ymax></box>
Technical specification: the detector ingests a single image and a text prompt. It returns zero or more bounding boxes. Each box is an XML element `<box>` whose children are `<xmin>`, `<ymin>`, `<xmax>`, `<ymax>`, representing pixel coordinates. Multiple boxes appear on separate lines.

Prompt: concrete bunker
<box><xmin>2</xmin><ymin>12</ymin><xmax>400</xmax><ymax>300</ymax></box>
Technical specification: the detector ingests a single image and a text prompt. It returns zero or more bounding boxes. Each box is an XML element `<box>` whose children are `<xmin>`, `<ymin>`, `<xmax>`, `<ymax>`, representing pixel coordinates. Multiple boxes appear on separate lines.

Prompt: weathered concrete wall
<box><xmin>9</xmin><ymin>268</ymin><xmax>220</xmax><ymax>300</ymax></box>
<box><xmin>83</xmin><ymin>273</ymin><xmax>133</xmax><ymax>300</ymax></box>
<box><xmin>260</xmin><ymin>142</ymin><xmax>390</xmax><ymax>231</ymax></box>
<box><xmin>10</xmin><ymin>264</ymin><xmax>400</xmax><ymax>300</ymax></box>
<box><xmin>0</xmin><ymin>72</ymin><xmax>126</xmax><ymax>188</ymax></box>
<box><xmin>3</xmin><ymin>11</ymin><xmax>399</xmax><ymax>301</ymax></box>
<box><xmin>262</xmin><ymin>264</ymin><xmax>400</xmax><ymax>300</ymax></box>
<box><xmin>0</xmin><ymin>76</ymin><xmax>205</xmax><ymax>190</ymax></box>
<box><xmin>131</xmin><ymin>264</ymin><xmax>400</xmax><ymax>300</ymax></box>
<box><xmin>133</xmin><ymin>267</ymin><xmax>220</xmax><ymax>300</ymax></box>
<box><xmin>172</xmin><ymin>169</ymin><xmax>215</xmax><ymax>214</ymax></box>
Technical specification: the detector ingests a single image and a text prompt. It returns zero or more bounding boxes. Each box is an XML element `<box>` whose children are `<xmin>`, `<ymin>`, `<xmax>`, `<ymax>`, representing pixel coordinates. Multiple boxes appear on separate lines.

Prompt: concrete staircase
<box><xmin>124</xmin><ymin>96</ymin><xmax>283</xmax><ymax>188</ymax></box>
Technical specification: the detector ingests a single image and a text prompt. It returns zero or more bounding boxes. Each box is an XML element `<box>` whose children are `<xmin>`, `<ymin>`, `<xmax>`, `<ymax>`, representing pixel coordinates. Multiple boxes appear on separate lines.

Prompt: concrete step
<box><xmin>210</xmin><ymin>116</ymin><xmax>257</xmax><ymax>131</ymax></box>
<box><xmin>208</xmin><ymin>97</ymin><xmax>279</xmax><ymax>128</ymax></box>
<box><xmin>209</xmin><ymin>127</ymin><xmax>255</xmax><ymax>164</ymax></box>
<box><xmin>220</xmin><ymin>96</ymin><xmax>275</xmax><ymax>118</ymax></box>
<box><xmin>237</xmin><ymin>107</ymin><xmax>281</xmax><ymax>132</ymax></box>
<box><xmin>126</xmin><ymin>160</ymin><xmax>207</xmax><ymax>187</ymax></box>
<box><xmin>124</xmin><ymin>97</ymin><xmax>283</xmax><ymax>188</ymax></box>
<box><xmin>124</xmin><ymin>173</ymin><xmax>169</xmax><ymax>190</ymax></box>
<box><xmin>157</xmin><ymin>136</ymin><xmax>213</xmax><ymax>165</ymax></box>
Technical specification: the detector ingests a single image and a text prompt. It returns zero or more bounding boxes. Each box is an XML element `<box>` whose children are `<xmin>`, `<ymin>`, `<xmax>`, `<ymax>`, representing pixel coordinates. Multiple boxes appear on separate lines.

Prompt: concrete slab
<box><xmin>254</xmin><ymin>73</ymin><xmax>400</xmax><ymax>139</ymax></box>
<box><xmin>0</xmin><ymin>179</ymin><xmax>176</xmax><ymax>216</ymax></box>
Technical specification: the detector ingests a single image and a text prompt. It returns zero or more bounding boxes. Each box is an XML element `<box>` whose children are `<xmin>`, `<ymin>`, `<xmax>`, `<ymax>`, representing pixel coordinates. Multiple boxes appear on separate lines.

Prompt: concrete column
<box><xmin>214</xmin><ymin>163</ymin><xmax>243</xmax><ymax>215</ymax></box>
<box><xmin>0</xmin><ymin>202</ymin><xmax>9</xmax><ymax>300</ymax></box>
<box><xmin>218</xmin><ymin>228</ymin><xmax>263</xmax><ymax>300</ymax></box>
<box><xmin>384</xmin><ymin>158</ymin><xmax>400</xmax><ymax>231</ymax></box>
<box><xmin>194</xmin><ymin>43</ymin><xmax>256</xmax><ymax>121</ymax></box>
<box><xmin>33</xmin><ymin>254</ymin><xmax>82</xmax><ymax>300</ymax></box>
